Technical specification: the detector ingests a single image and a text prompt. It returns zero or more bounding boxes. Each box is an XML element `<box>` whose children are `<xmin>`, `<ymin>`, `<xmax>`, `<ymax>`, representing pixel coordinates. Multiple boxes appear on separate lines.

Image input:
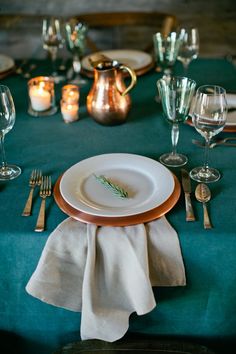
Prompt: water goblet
<box><xmin>65</xmin><ymin>20</ymin><xmax>88</xmax><ymax>85</ymax></box>
<box><xmin>177</xmin><ymin>27</ymin><xmax>199</xmax><ymax>74</ymax></box>
<box><xmin>42</xmin><ymin>17</ymin><xmax>65</xmax><ymax>83</ymax></box>
<box><xmin>153</xmin><ymin>31</ymin><xmax>181</xmax><ymax>79</ymax></box>
<box><xmin>157</xmin><ymin>76</ymin><xmax>196</xmax><ymax>167</ymax></box>
<box><xmin>189</xmin><ymin>85</ymin><xmax>227</xmax><ymax>183</ymax></box>
<box><xmin>0</xmin><ymin>85</ymin><xmax>21</xmax><ymax>180</ymax></box>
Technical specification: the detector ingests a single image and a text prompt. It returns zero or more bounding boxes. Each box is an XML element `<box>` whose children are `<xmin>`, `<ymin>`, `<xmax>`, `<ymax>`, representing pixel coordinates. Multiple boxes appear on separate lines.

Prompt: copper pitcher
<box><xmin>87</xmin><ymin>60</ymin><xmax>137</xmax><ymax>125</ymax></box>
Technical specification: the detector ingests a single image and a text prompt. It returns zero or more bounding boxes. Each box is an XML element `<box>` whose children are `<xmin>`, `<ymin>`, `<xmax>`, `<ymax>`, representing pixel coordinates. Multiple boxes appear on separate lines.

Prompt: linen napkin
<box><xmin>226</xmin><ymin>93</ymin><xmax>236</xmax><ymax>125</ymax></box>
<box><xmin>26</xmin><ymin>216</ymin><xmax>186</xmax><ymax>342</ymax></box>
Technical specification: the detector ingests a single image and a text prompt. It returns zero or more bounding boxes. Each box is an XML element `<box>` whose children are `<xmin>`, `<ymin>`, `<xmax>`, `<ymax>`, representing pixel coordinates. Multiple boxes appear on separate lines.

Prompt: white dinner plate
<box><xmin>0</xmin><ymin>54</ymin><xmax>15</xmax><ymax>74</ymax></box>
<box><xmin>226</xmin><ymin>94</ymin><xmax>236</xmax><ymax>126</ymax></box>
<box><xmin>81</xmin><ymin>49</ymin><xmax>153</xmax><ymax>73</ymax></box>
<box><xmin>60</xmin><ymin>153</ymin><xmax>175</xmax><ymax>217</ymax></box>
<box><xmin>189</xmin><ymin>93</ymin><xmax>236</xmax><ymax>127</ymax></box>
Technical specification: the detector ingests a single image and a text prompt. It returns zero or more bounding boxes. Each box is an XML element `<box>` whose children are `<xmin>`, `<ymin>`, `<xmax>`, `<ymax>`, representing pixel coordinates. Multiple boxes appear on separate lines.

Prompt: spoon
<box><xmin>195</xmin><ymin>183</ymin><xmax>213</xmax><ymax>229</ymax></box>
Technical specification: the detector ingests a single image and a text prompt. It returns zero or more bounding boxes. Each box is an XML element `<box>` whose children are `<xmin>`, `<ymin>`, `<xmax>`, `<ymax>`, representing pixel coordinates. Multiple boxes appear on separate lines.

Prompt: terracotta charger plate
<box><xmin>81</xmin><ymin>49</ymin><xmax>154</xmax><ymax>77</ymax></box>
<box><xmin>53</xmin><ymin>174</ymin><xmax>181</xmax><ymax>226</ymax></box>
<box><xmin>0</xmin><ymin>67</ymin><xmax>15</xmax><ymax>80</ymax></box>
<box><xmin>186</xmin><ymin>117</ymin><xmax>236</xmax><ymax>133</ymax></box>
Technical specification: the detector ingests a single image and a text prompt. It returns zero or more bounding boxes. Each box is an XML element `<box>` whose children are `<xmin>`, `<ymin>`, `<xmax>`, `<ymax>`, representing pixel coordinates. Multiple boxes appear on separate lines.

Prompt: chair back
<box><xmin>70</xmin><ymin>12</ymin><xmax>178</xmax><ymax>53</ymax></box>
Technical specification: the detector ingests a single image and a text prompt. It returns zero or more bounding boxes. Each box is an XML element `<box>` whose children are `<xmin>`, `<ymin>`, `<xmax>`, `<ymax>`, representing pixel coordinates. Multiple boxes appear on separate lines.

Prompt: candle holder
<box><xmin>60</xmin><ymin>99</ymin><xmax>79</xmax><ymax>123</ymax></box>
<box><xmin>61</xmin><ymin>84</ymin><xmax>79</xmax><ymax>123</ymax></box>
<box><xmin>28</xmin><ymin>76</ymin><xmax>57</xmax><ymax>117</ymax></box>
<box><xmin>62</xmin><ymin>84</ymin><xmax>79</xmax><ymax>104</ymax></box>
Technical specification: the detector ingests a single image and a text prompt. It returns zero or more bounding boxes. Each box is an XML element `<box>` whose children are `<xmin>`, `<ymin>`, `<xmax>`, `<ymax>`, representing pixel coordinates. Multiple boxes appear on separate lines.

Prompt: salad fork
<box><xmin>22</xmin><ymin>169</ymin><xmax>42</xmax><ymax>216</ymax></box>
<box><xmin>35</xmin><ymin>176</ymin><xmax>52</xmax><ymax>232</ymax></box>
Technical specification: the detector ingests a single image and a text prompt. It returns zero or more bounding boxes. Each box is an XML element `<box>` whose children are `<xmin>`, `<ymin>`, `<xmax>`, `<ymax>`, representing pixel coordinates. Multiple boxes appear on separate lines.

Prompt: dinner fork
<box><xmin>22</xmin><ymin>169</ymin><xmax>42</xmax><ymax>216</ymax></box>
<box><xmin>192</xmin><ymin>137</ymin><xmax>236</xmax><ymax>148</ymax></box>
<box><xmin>35</xmin><ymin>176</ymin><xmax>52</xmax><ymax>232</ymax></box>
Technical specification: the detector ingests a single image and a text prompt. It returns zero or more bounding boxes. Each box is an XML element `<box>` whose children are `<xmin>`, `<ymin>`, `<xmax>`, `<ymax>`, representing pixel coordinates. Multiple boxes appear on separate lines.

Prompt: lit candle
<box><xmin>61</xmin><ymin>101</ymin><xmax>79</xmax><ymax>123</ymax></box>
<box><xmin>62</xmin><ymin>84</ymin><xmax>79</xmax><ymax>104</ymax></box>
<box><xmin>29</xmin><ymin>85</ymin><xmax>51</xmax><ymax>112</ymax></box>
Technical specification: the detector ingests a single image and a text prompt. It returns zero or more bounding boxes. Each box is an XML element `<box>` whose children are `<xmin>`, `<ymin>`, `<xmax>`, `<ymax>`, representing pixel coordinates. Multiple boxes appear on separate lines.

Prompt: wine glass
<box><xmin>65</xmin><ymin>20</ymin><xmax>88</xmax><ymax>85</ymax></box>
<box><xmin>153</xmin><ymin>31</ymin><xmax>181</xmax><ymax>79</ymax></box>
<box><xmin>42</xmin><ymin>18</ymin><xmax>65</xmax><ymax>83</ymax></box>
<box><xmin>157</xmin><ymin>76</ymin><xmax>196</xmax><ymax>167</ymax></box>
<box><xmin>177</xmin><ymin>27</ymin><xmax>199</xmax><ymax>74</ymax></box>
<box><xmin>190</xmin><ymin>85</ymin><xmax>227</xmax><ymax>183</ymax></box>
<box><xmin>0</xmin><ymin>85</ymin><xmax>21</xmax><ymax>181</ymax></box>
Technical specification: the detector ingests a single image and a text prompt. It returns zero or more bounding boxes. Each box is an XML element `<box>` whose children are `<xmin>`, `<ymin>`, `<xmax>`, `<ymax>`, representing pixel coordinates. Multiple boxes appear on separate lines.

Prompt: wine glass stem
<box><xmin>171</xmin><ymin>123</ymin><xmax>179</xmax><ymax>156</ymax></box>
<box><xmin>183</xmin><ymin>62</ymin><xmax>189</xmax><ymax>75</ymax></box>
<box><xmin>0</xmin><ymin>135</ymin><xmax>7</xmax><ymax>170</ymax></box>
<box><xmin>49</xmin><ymin>48</ymin><xmax>58</xmax><ymax>76</ymax></box>
<box><xmin>203</xmin><ymin>139</ymin><xmax>210</xmax><ymax>171</ymax></box>
<box><xmin>73</xmin><ymin>55</ymin><xmax>82</xmax><ymax>76</ymax></box>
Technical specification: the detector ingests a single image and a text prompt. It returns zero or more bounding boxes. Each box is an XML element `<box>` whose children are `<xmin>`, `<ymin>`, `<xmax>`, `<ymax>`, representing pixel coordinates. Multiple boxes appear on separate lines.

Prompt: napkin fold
<box><xmin>26</xmin><ymin>216</ymin><xmax>186</xmax><ymax>342</ymax></box>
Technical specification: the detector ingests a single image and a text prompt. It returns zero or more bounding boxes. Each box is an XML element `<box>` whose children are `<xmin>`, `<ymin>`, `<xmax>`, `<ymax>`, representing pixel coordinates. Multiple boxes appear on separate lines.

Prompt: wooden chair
<box><xmin>68</xmin><ymin>12</ymin><xmax>178</xmax><ymax>54</ymax></box>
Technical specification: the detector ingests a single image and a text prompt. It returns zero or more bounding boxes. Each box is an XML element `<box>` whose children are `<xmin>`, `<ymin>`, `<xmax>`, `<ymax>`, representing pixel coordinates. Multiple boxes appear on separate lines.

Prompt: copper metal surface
<box><xmin>53</xmin><ymin>174</ymin><xmax>181</xmax><ymax>226</ymax></box>
<box><xmin>86</xmin><ymin>62</ymin><xmax>137</xmax><ymax>125</ymax></box>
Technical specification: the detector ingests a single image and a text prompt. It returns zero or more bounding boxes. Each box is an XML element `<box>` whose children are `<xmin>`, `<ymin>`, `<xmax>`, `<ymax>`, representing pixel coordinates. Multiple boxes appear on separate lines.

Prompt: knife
<box><xmin>181</xmin><ymin>169</ymin><xmax>196</xmax><ymax>221</ymax></box>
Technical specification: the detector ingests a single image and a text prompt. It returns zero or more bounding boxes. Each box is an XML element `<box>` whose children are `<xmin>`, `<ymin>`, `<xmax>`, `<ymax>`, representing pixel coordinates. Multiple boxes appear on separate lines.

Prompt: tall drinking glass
<box><xmin>0</xmin><ymin>85</ymin><xmax>21</xmax><ymax>180</ymax></box>
<box><xmin>177</xmin><ymin>27</ymin><xmax>199</xmax><ymax>74</ymax></box>
<box><xmin>190</xmin><ymin>85</ymin><xmax>227</xmax><ymax>183</ymax></box>
<box><xmin>42</xmin><ymin>18</ymin><xmax>65</xmax><ymax>83</ymax></box>
<box><xmin>157</xmin><ymin>76</ymin><xmax>196</xmax><ymax>167</ymax></box>
<box><xmin>153</xmin><ymin>31</ymin><xmax>181</xmax><ymax>79</ymax></box>
<box><xmin>65</xmin><ymin>21</ymin><xmax>88</xmax><ymax>85</ymax></box>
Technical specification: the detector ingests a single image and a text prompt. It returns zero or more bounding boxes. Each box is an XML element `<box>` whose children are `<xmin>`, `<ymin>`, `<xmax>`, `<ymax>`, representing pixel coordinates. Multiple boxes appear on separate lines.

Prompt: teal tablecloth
<box><xmin>0</xmin><ymin>58</ymin><xmax>236</xmax><ymax>354</ymax></box>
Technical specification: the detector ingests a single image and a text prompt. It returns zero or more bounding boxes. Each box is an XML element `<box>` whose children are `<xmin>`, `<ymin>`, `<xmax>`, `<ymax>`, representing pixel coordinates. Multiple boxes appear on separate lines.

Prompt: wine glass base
<box><xmin>159</xmin><ymin>153</ymin><xmax>188</xmax><ymax>167</ymax></box>
<box><xmin>28</xmin><ymin>105</ymin><xmax>58</xmax><ymax>117</ymax></box>
<box><xmin>51</xmin><ymin>74</ymin><xmax>66</xmax><ymax>84</ymax></box>
<box><xmin>0</xmin><ymin>165</ymin><xmax>21</xmax><ymax>181</ymax></box>
<box><xmin>189</xmin><ymin>166</ymin><xmax>221</xmax><ymax>183</ymax></box>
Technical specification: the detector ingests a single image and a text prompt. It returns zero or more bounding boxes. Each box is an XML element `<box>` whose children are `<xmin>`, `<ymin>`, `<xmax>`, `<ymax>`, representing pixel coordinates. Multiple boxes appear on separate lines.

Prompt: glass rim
<box><xmin>156</xmin><ymin>76</ymin><xmax>196</xmax><ymax>86</ymax></box>
<box><xmin>196</xmin><ymin>84</ymin><xmax>226</xmax><ymax>95</ymax></box>
<box><xmin>0</xmin><ymin>84</ymin><xmax>11</xmax><ymax>93</ymax></box>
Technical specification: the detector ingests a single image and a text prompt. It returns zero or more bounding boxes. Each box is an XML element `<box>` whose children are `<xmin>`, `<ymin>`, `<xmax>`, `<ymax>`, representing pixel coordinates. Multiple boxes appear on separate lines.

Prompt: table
<box><xmin>0</xmin><ymin>58</ymin><xmax>236</xmax><ymax>354</ymax></box>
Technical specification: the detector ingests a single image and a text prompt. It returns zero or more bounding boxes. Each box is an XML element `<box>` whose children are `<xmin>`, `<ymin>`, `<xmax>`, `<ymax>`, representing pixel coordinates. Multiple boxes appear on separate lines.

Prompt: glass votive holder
<box><xmin>62</xmin><ymin>84</ymin><xmax>79</xmax><ymax>104</ymax></box>
<box><xmin>60</xmin><ymin>99</ymin><xmax>79</xmax><ymax>123</ymax></box>
<box><xmin>28</xmin><ymin>76</ymin><xmax>57</xmax><ymax>117</ymax></box>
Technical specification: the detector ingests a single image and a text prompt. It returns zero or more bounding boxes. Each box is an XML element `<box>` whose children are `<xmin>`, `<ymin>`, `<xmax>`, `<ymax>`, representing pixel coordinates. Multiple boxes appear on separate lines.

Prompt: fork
<box><xmin>22</xmin><ymin>169</ymin><xmax>42</xmax><ymax>216</ymax></box>
<box><xmin>35</xmin><ymin>176</ymin><xmax>52</xmax><ymax>232</ymax></box>
<box><xmin>192</xmin><ymin>137</ymin><xmax>236</xmax><ymax>148</ymax></box>
<box><xmin>23</xmin><ymin>64</ymin><xmax>37</xmax><ymax>79</ymax></box>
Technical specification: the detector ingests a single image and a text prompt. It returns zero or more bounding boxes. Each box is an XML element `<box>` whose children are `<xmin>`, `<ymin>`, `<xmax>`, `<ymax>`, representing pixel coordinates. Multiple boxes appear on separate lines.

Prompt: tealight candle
<box><xmin>29</xmin><ymin>85</ymin><xmax>51</xmax><ymax>111</ymax></box>
<box><xmin>61</xmin><ymin>100</ymin><xmax>79</xmax><ymax>123</ymax></box>
<box><xmin>62</xmin><ymin>84</ymin><xmax>79</xmax><ymax>104</ymax></box>
<box><xmin>28</xmin><ymin>76</ymin><xmax>57</xmax><ymax>117</ymax></box>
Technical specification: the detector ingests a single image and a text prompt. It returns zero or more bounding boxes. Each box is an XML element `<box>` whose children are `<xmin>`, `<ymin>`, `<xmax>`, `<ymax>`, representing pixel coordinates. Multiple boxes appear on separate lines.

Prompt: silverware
<box><xmin>35</xmin><ymin>176</ymin><xmax>52</xmax><ymax>232</ymax></box>
<box><xmin>192</xmin><ymin>137</ymin><xmax>236</xmax><ymax>148</ymax></box>
<box><xmin>22</xmin><ymin>169</ymin><xmax>42</xmax><ymax>216</ymax></box>
<box><xmin>59</xmin><ymin>58</ymin><xmax>67</xmax><ymax>71</ymax></box>
<box><xmin>181</xmin><ymin>169</ymin><xmax>196</xmax><ymax>221</ymax></box>
<box><xmin>23</xmin><ymin>64</ymin><xmax>37</xmax><ymax>79</ymax></box>
<box><xmin>195</xmin><ymin>183</ymin><xmax>213</xmax><ymax>229</ymax></box>
<box><xmin>15</xmin><ymin>59</ymin><xmax>28</xmax><ymax>75</ymax></box>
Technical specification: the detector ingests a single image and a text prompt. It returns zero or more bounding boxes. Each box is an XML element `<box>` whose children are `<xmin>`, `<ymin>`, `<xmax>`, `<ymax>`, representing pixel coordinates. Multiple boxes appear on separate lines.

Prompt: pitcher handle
<box><xmin>119</xmin><ymin>64</ymin><xmax>137</xmax><ymax>96</ymax></box>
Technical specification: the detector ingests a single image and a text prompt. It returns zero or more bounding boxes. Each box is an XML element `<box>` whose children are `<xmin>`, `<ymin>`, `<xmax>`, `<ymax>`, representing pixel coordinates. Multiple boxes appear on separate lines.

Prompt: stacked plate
<box><xmin>54</xmin><ymin>153</ymin><xmax>181</xmax><ymax>226</ymax></box>
<box><xmin>187</xmin><ymin>93</ymin><xmax>236</xmax><ymax>133</ymax></box>
<box><xmin>81</xmin><ymin>49</ymin><xmax>154</xmax><ymax>77</ymax></box>
<box><xmin>0</xmin><ymin>54</ymin><xmax>15</xmax><ymax>80</ymax></box>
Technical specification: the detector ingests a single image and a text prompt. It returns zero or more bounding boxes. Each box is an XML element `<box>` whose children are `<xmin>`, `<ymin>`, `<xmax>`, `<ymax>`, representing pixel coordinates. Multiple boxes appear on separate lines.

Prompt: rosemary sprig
<box><xmin>94</xmin><ymin>174</ymin><xmax>128</xmax><ymax>198</ymax></box>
